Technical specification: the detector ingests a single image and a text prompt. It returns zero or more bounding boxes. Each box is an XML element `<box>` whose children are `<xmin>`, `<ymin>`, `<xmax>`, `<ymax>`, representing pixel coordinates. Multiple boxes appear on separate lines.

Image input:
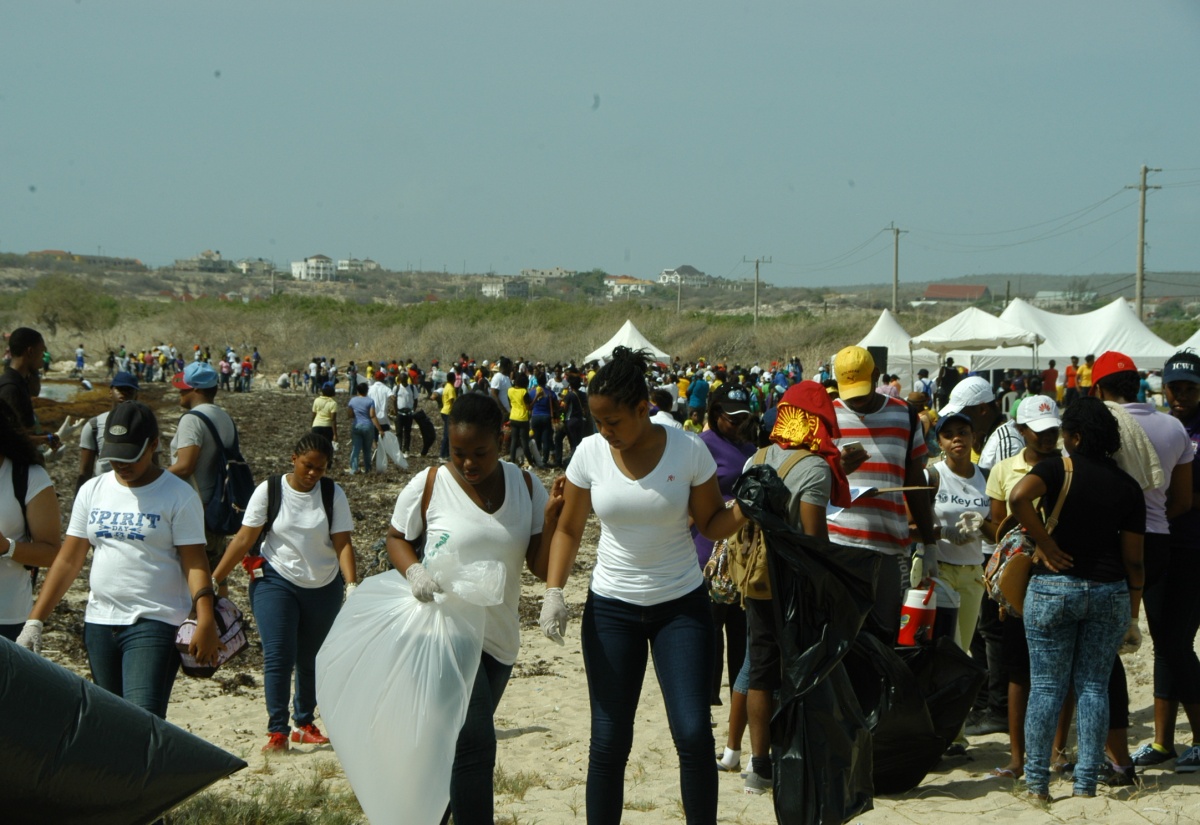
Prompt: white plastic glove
<box><xmin>405</xmin><ymin>562</ymin><xmax>442</xmax><ymax>602</ymax></box>
<box><xmin>1122</xmin><ymin>617</ymin><xmax>1142</xmax><ymax>652</ymax></box>
<box><xmin>540</xmin><ymin>587</ymin><xmax>568</xmax><ymax>644</ymax></box>
<box><xmin>344</xmin><ymin>582</ymin><xmax>358</xmax><ymax>601</ymax></box>
<box><xmin>910</xmin><ymin>544</ymin><xmax>940</xmax><ymax>588</ymax></box>
<box><xmin>57</xmin><ymin>416</ymin><xmax>84</xmax><ymax>441</ymax></box>
<box><xmin>953</xmin><ymin>512</ymin><xmax>983</xmax><ymax>543</ymax></box>
<box><xmin>16</xmin><ymin>619</ymin><xmax>43</xmax><ymax>654</ymax></box>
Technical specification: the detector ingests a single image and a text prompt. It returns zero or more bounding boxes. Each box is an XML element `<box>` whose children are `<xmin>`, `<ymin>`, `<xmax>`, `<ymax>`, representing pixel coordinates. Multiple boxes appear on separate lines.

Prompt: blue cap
<box><xmin>172</xmin><ymin>361</ymin><xmax>219</xmax><ymax>390</ymax></box>
<box><xmin>110</xmin><ymin>371</ymin><xmax>139</xmax><ymax>391</ymax></box>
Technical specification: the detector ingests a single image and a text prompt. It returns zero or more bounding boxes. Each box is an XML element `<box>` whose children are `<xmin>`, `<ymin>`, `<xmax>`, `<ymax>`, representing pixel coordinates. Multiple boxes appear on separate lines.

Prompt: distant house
<box><xmin>291</xmin><ymin>255</ymin><xmax>336</xmax><ymax>281</ymax></box>
<box><xmin>1032</xmin><ymin>290</ymin><xmax>1098</xmax><ymax>309</ymax></box>
<box><xmin>659</xmin><ymin>264</ymin><xmax>708</xmax><ymax>286</ymax></box>
<box><xmin>175</xmin><ymin>250</ymin><xmax>235</xmax><ymax>273</ymax></box>
<box><xmin>237</xmin><ymin>258</ymin><xmax>275</xmax><ymax>276</ymax></box>
<box><xmin>336</xmin><ymin>258</ymin><xmax>381</xmax><ymax>274</ymax></box>
<box><xmin>922</xmin><ymin>284</ymin><xmax>991</xmax><ymax>302</ymax></box>
<box><xmin>481</xmin><ymin>279</ymin><xmax>529</xmax><ymax>299</ymax></box>
<box><xmin>604</xmin><ymin>275</ymin><xmax>655</xmax><ymax>299</ymax></box>
<box><xmin>521</xmin><ymin>267</ymin><xmax>575</xmax><ymax>279</ymax></box>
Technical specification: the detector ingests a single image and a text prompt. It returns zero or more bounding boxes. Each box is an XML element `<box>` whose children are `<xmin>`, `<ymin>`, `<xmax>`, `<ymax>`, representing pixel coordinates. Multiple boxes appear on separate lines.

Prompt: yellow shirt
<box><xmin>1076</xmin><ymin>364</ymin><xmax>1093</xmax><ymax>388</ymax></box>
<box><xmin>984</xmin><ymin>450</ymin><xmax>1037</xmax><ymax>518</ymax></box>
<box><xmin>312</xmin><ymin>396</ymin><xmax>338</xmax><ymax>427</ymax></box>
<box><xmin>508</xmin><ymin>387</ymin><xmax>531</xmax><ymax>422</ymax></box>
<box><xmin>440</xmin><ymin>381</ymin><xmax>457</xmax><ymax>416</ymax></box>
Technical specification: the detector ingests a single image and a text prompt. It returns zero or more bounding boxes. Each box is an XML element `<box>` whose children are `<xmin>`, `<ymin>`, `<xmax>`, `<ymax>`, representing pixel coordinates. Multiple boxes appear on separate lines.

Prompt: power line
<box><xmin>911</xmin><ymin>199</ymin><xmax>1138</xmax><ymax>253</ymax></box>
<box><xmin>908</xmin><ymin>189</ymin><xmax>1129</xmax><ymax>237</ymax></box>
<box><xmin>774</xmin><ymin>230</ymin><xmax>887</xmax><ymax>272</ymax></box>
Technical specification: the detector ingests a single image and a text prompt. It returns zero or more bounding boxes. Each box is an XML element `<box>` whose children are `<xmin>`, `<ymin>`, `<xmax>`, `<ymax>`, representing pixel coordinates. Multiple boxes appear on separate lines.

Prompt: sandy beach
<box><xmin>29</xmin><ymin>379</ymin><xmax>1200</xmax><ymax>824</ymax></box>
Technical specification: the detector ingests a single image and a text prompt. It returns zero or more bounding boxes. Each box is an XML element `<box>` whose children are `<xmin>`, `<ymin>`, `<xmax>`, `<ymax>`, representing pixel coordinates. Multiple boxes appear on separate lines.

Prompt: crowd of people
<box><xmin>5</xmin><ymin>320</ymin><xmax>1200</xmax><ymax>820</ymax></box>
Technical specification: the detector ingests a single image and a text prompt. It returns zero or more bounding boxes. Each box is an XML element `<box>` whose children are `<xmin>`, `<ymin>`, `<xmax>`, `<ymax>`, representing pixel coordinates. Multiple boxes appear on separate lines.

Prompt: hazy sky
<box><xmin>4</xmin><ymin>2</ymin><xmax>1199</xmax><ymax>289</ymax></box>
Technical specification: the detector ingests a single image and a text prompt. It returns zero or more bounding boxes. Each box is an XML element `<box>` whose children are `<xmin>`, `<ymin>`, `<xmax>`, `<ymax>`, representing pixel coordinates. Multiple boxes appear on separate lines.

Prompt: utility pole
<box><xmin>1126</xmin><ymin>164</ymin><xmax>1161</xmax><ymax>320</ymax></box>
<box><xmin>676</xmin><ymin>275</ymin><xmax>681</xmax><ymax>315</ymax></box>
<box><xmin>743</xmin><ymin>256</ymin><xmax>772</xmax><ymax>326</ymax></box>
<box><xmin>888</xmin><ymin>222</ymin><xmax>907</xmax><ymax>313</ymax></box>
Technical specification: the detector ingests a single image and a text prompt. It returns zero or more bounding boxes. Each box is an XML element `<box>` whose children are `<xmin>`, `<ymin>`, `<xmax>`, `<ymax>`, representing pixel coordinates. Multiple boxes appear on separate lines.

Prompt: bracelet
<box><xmin>0</xmin><ymin>537</ymin><xmax>15</xmax><ymax>560</ymax></box>
<box><xmin>191</xmin><ymin>586</ymin><xmax>216</xmax><ymax>606</ymax></box>
<box><xmin>1127</xmin><ymin>585</ymin><xmax>1143</xmax><ymax>591</ymax></box>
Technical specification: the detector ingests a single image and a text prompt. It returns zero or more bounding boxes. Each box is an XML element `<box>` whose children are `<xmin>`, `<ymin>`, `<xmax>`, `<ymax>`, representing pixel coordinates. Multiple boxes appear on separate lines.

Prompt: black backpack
<box><xmin>249</xmin><ymin>474</ymin><xmax>336</xmax><ymax>556</ymax></box>
<box><xmin>185</xmin><ymin>410</ymin><xmax>255</xmax><ymax>536</ymax></box>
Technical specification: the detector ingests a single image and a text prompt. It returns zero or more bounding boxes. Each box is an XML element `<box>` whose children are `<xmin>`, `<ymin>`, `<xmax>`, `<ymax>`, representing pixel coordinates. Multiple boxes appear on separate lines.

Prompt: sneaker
<box><xmin>1176</xmin><ymin>745</ymin><xmax>1200</xmax><ymax>773</ymax></box>
<box><xmin>1098</xmin><ymin>763</ymin><xmax>1139</xmax><ymax>787</ymax></box>
<box><xmin>262</xmin><ymin>732</ymin><xmax>288</xmax><ymax>753</ymax></box>
<box><xmin>716</xmin><ymin>748</ymin><xmax>742</xmax><ymax>772</ymax></box>
<box><xmin>943</xmin><ymin>743</ymin><xmax>970</xmax><ymax>759</ymax></box>
<box><xmin>291</xmin><ymin>723</ymin><xmax>330</xmax><ymax>745</ymax></box>
<box><xmin>744</xmin><ymin>771</ymin><xmax>772</xmax><ymax>795</ymax></box>
<box><xmin>1131</xmin><ymin>742</ymin><xmax>1177</xmax><ymax>768</ymax></box>
<box><xmin>965</xmin><ymin>713</ymin><xmax>1007</xmax><ymax>737</ymax></box>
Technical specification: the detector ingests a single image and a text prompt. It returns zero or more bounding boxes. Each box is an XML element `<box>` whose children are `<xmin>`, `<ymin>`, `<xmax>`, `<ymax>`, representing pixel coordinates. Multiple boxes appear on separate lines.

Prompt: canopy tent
<box><xmin>967</xmin><ymin>298</ymin><xmax>1177</xmax><ymax>376</ymax></box>
<box><xmin>909</xmin><ymin>308</ymin><xmax>1043</xmax><ymax>377</ymax></box>
<box><xmin>855</xmin><ymin>309</ymin><xmax>941</xmax><ymax>392</ymax></box>
<box><xmin>1176</xmin><ymin>326</ymin><xmax>1200</xmax><ymax>355</ymax></box>
<box><xmin>584</xmin><ymin>319</ymin><xmax>669</xmax><ymax>364</ymax></box>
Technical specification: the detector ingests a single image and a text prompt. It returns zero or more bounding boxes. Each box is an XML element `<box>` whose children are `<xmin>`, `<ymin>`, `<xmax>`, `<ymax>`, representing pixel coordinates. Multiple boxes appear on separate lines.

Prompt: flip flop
<box><xmin>989</xmin><ymin>767</ymin><xmax>1021</xmax><ymax>779</ymax></box>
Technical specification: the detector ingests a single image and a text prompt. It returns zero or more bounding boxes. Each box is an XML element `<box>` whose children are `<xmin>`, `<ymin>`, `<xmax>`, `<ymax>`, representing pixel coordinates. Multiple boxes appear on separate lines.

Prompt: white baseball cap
<box><xmin>1016</xmin><ymin>395</ymin><xmax>1061</xmax><ymax>432</ymax></box>
<box><xmin>937</xmin><ymin>376</ymin><xmax>995</xmax><ymax>416</ymax></box>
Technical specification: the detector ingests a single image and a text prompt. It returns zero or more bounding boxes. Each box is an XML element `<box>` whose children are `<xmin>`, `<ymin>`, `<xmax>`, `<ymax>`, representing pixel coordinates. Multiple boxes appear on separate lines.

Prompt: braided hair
<box><xmin>294</xmin><ymin>431</ymin><xmax>334</xmax><ymax>463</ymax></box>
<box><xmin>1061</xmin><ymin>396</ymin><xmax>1121</xmax><ymax>460</ymax></box>
<box><xmin>588</xmin><ymin>347</ymin><xmax>650</xmax><ymax>409</ymax></box>
<box><xmin>450</xmin><ymin>391</ymin><xmax>504</xmax><ymax>437</ymax></box>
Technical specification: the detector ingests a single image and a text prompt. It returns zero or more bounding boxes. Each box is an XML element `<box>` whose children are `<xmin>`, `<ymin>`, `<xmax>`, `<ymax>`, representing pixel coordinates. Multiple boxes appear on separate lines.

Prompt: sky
<box><xmin>3</xmin><ymin>1</ymin><xmax>1200</xmax><ymax>290</ymax></box>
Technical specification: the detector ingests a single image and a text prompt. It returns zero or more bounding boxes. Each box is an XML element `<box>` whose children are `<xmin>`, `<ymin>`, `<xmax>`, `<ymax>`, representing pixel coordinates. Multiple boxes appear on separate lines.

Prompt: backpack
<box><xmin>983</xmin><ymin>456</ymin><xmax>1074</xmax><ymax>617</ymax></box>
<box><xmin>385</xmin><ymin>388</ymin><xmax>399</xmax><ymax>419</ymax></box>
<box><xmin>727</xmin><ymin>447</ymin><xmax>813</xmax><ymax>605</ymax></box>
<box><xmin>248</xmin><ymin>474</ymin><xmax>336</xmax><ymax>557</ymax></box>
<box><xmin>185</xmin><ymin>410</ymin><xmax>255</xmax><ymax>536</ymax></box>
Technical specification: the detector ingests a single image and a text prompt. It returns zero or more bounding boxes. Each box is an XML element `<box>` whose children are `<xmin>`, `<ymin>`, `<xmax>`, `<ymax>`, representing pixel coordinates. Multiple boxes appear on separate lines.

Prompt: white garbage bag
<box><xmin>316</xmin><ymin>552</ymin><xmax>506</xmax><ymax>825</ymax></box>
<box><xmin>381</xmin><ymin>430</ymin><xmax>409</xmax><ymax>471</ymax></box>
<box><xmin>374</xmin><ymin>440</ymin><xmax>387</xmax><ymax>472</ymax></box>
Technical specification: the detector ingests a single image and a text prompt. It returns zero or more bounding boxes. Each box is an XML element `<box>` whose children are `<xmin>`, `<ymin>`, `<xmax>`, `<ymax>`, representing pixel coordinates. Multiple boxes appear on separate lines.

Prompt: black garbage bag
<box><xmin>0</xmin><ymin>638</ymin><xmax>247</xmax><ymax>825</ymax></box>
<box><xmin>897</xmin><ymin>637</ymin><xmax>986</xmax><ymax>750</ymax></box>
<box><xmin>734</xmin><ymin>464</ymin><xmax>881</xmax><ymax>824</ymax></box>
<box><xmin>842</xmin><ymin>633</ymin><xmax>984</xmax><ymax>794</ymax></box>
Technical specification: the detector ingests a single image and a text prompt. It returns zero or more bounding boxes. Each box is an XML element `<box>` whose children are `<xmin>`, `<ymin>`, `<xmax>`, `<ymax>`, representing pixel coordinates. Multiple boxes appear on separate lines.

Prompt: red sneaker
<box><xmin>262</xmin><ymin>732</ymin><xmax>289</xmax><ymax>753</ymax></box>
<box><xmin>290</xmin><ymin>723</ymin><xmax>330</xmax><ymax>745</ymax></box>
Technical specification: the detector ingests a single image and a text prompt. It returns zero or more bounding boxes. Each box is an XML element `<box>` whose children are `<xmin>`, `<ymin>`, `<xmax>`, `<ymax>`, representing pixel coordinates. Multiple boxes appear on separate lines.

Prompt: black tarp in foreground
<box><xmin>736</xmin><ymin>465</ymin><xmax>881</xmax><ymax>825</ymax></box>
<box><xmin>0</xmin><ymin>637</ymin><xmax>246</xmax><ymax>825</ymax></box>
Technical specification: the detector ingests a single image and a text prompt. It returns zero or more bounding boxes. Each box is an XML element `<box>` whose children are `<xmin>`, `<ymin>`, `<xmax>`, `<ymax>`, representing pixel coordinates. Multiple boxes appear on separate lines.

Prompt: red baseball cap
<box><xmin>1090</xmin><ymin>350</ymin><xmax>1137</xmax><ymax>392</ymax></box>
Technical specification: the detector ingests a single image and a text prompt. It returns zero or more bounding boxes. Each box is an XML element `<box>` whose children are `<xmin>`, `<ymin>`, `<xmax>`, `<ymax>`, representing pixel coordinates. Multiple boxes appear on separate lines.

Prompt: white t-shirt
<box><xmin>394</xmin><ymin>384</ymin><xmax>416</xmax><ymax>412</ymax></box>
<box><xmin>0</xmin><ymin>460</ymin><xmax>54</xmax><ymax>624</ymax></box>
<box><xmin>567</xmin><ymin>427</ymin><xmax>717</xmax><ymax>606</ymax></box>
<box><xmin>491</xmin><ymin>373</ymin><xmax>514</xmax><ymax>413</ymax></box>
<box><xmin>652</xmin><ymin>411</ymin><xmax>683</xmax><ymax>429</ymax></box>
<box><xmin>80</xmin><ymin>411</ymin><xmax>112</xmax><ymax>476</ymax></box>
<box><xmin>930</xmin><ymin>460</ymin><xmax>989</xmax><ymax>566</ymax></box>
<box><xmin>243</xmin><ymin>477</ymin><xmax>353</xmax><ymax>588</ymax></box>
<box><xmin>69</xmin><ymin>471</ymin><xmax>207</xmax><ymax>627</ymax></box>
<box><xmin>390</xmin><ymin>462</ymin><xmax>548</xmax><ymax>665</ymax></box>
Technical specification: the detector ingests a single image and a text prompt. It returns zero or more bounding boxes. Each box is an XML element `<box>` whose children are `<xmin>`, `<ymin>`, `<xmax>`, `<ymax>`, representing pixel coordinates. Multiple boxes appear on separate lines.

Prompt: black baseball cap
<box><xmin>710</xmin><ymin>384</ymin><xmax>752</xmax><ymax>417</ymax></box>
<box><xmin>100</xmin><ymin>401</ymin><xmax>159</xmax><ymax>463</ymax></box>
<box><xmin>1164</xmin><ymin>351</ymin><xmax>1200</xmax><ymax>385</ymax></box>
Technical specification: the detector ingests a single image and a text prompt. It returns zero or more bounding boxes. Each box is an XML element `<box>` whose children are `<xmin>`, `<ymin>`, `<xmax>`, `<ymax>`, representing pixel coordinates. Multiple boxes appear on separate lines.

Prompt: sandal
<box><xmin>1052</xmin><ymin>761</ymin><xmax>1075</xmax><ymax>774</ymax></box>
<box><xmin>989</xmin><ymin>767</ymin><xmax>1022</xmax><ymax>779</ymax></box>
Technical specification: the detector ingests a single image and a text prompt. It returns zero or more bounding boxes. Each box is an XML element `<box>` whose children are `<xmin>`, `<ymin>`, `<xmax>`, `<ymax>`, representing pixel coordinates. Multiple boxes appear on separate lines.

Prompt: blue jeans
<box><xmin>530</xmin><ymin>415</ymin><xmax>553</xmax><ymax>465</ymax></box>
<box><xmin>440</xmin><ymin>413</ymin><xmax>451</xmax><ymax>459</ymax></box>
<box><xmin>1023</xmin><ymin>575</ymin><xmax>1129</xmax><ymax>796</ymax></box>
<box><xmin>250</xmin><ymin>562</ymin><xmax>344</xmax><ymax>734</ymax></box>
<box><xmin>440</xmin><ymin>653</ymin><xmax>513</xmax><ymax>825</ymax></box>
<box><xmin>349</xmin><ymin>423</ymin><xmax>374</xmax><ymax>472</ymax></box>
<box><xmin>582</xmin><ymin>586</ymin><xmax>716</xmax><ymax>825</ymax></box>
<box><xmin>85</xmin><ymin>619</ymin><xmax>181</xmax><ymax>719</ymax></box>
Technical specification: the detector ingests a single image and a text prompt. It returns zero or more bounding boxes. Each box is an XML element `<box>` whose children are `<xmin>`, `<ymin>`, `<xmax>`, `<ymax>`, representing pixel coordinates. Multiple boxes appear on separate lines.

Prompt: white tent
<box><xmin>967</xmin><ymin>298</ymin><xmax>1177</xmax><ymax>374</ymax></box>
<box><xmin>1175</xmin><ymin>327</ymin><xmax>1200</xmax><ymax>355</ymax></box>
<box><xmin>910</xmin><ymin>308</ymin><xmax>1044</xmax><ymax>374</ymax></box>
<box><xmin>584</xmin><ymin>319</ymin><xmax>670</xmax><ymax>364</ymax></box>
<box><xmin>855</xmin><ymin>309</ymin><xmax>941</xmax><ymax>392</ymax></box>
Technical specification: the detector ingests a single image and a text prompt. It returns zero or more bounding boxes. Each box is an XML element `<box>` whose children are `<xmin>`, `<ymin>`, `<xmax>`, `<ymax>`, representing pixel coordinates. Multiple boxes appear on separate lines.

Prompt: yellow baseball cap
<box><xmin>834</xmin><ymin>346</ymin><xmax>876</xmax><ymax>400</ymax></box>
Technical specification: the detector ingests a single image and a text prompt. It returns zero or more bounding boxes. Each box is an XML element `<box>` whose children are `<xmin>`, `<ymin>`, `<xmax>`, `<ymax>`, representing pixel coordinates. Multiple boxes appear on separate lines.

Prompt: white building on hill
<box><xmin>291</xmin><ymin>255</ymin><xmax>336</xmax><ymax>281</ymax></box>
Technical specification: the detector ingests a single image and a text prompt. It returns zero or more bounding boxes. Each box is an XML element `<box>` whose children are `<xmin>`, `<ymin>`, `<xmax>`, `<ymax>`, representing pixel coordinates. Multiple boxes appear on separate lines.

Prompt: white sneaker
<box><xmin>716</xmin><ymin>748</ymin><xmax>741</xmax><ymax>772</ymax></box>
<box><xmin>744</xmin><ymin>771</ymin><xmax>772</xmax><ymax>794</ymax></box>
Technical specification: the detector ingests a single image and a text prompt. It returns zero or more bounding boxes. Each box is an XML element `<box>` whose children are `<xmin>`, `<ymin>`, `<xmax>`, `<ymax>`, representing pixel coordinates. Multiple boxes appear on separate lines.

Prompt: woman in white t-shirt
<box><xmin>540</xmin><ymin>346</ymin><xmax>748</xmax><ymax>825</ymax></box>
<box><xmin>913</xmin><ymin>412</ymin><xmax>989</xmax><ymax>651</ymax></box>
<box><xmin>0</xmin><ymin>411</ymin><xmax>62</xmax><ymax>643</ymax></box>
<box><xmin>213</xmin><ymin>432</ymin><xmax>357</xmax><ymax>754</ymax></box>
<box><xmin>19</xmin><ymin>402</ymin><xmax>219</xmax><ymax>719</ymax></box>
<box><xmin>386</xmin><ymin>392</ymin><xmax>563</xmax><ymax>825</ymax></box>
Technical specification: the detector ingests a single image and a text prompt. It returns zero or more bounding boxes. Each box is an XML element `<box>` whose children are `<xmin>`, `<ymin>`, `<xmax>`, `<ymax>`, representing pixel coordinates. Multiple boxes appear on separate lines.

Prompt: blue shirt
<box><xmin>348</xmin><ymin>396</ymin><xmax>375</xmax><ymax>427</ymax></box>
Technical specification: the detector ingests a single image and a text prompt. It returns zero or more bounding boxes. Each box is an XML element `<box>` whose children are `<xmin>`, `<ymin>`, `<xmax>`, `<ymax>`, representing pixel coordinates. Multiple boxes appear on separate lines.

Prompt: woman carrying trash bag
<box><xmin>385</xmin><ymin>392</ymin><xmax>564</xmax><ymax>825</ymax></box>
<box><xmin>212</xmin><ymin>432</ymin><xmax>357</xmax><ymax>753</ymax></box>
<box><xmin>1011</xmin><ymin>397</ymin><xmax>1146</xmax><ymax>799</ymax></box>
<box><xmin>540</xmin><ymin>346</ymin><xmax>748</xmax><ymax>825</ymax></box>
<box><xmin>18</xmin><ymin>402</ymin><xmax>220</xmax><ymax>719</ymax></box>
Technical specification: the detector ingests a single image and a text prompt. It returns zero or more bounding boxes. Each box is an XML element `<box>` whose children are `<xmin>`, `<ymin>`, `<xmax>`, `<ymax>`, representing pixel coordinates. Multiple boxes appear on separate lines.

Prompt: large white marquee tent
<box><xmin>584</xmin><ymin>319</ymin><xmax>670</xmax><ymax>364</ymax></box>
<box><xmin>855</xmin><ymin>309</ymin><xmax>941</xmax><ymax>391</ymax></box>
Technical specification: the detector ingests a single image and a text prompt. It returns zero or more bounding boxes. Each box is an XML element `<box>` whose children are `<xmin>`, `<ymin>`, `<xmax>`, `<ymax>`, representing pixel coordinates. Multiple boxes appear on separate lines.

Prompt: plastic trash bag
<box><xmin>316</xmin><ymin>551</ymin><xmax>506</xmax><ymax>825</ymax></box>
<box><xmin>734</xmin><ymin>464</ymin><xmax>880</xmax><ymax>824</ymax></box>
<box><xmin>380</xmin><ymin>430</ymin><xmax>409</xmax><ymax>470</ymax></box>
<box><xmin>0</xmin><ymin>638</ymin><xmax>246</xmax><ymax>825</ymax></box>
